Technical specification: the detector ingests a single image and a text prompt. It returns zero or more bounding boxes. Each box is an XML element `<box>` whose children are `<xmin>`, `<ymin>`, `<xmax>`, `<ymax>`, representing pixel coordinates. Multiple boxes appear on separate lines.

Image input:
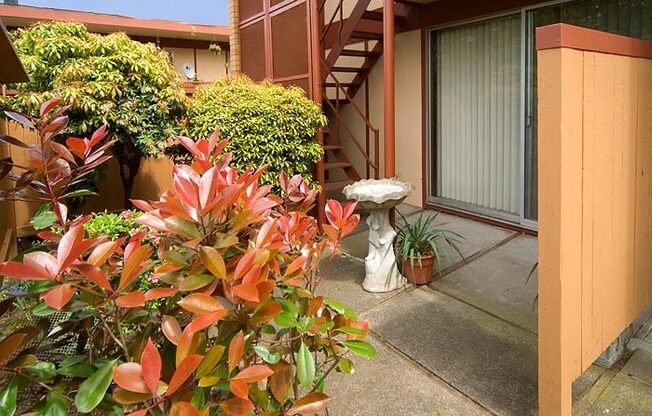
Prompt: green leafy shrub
<box><xmin>4</xmin><ymin>21</ymin><xmax>189</xmax><ymax>205</ymax></box>
<box><xmin>187</xmin><ymin>75</ymin><xmax>326</xmax><ymax>187</ymax></box>
<box><xmin>84</xmin><ymin>210</ymin><xmax>143</xmax><ymax>240</ymax></box>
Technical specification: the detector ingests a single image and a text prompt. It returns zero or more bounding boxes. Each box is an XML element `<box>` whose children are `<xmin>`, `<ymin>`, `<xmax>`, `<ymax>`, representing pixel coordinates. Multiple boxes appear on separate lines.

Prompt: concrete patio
<box><xmin>319</xmin><ymin>204</ymin><xmax>652</xmax><ymax>415</ymax></box>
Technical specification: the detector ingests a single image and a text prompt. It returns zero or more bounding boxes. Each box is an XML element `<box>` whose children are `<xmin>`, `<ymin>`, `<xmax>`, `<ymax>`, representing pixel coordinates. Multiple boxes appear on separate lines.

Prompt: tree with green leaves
<box><xmin>2</xmin><ymin>21</ymin><xmax>189</xmax><ymax>206</ymax></box>
<box><xmin>187</xmin><ymin>75</ymin><xmax>326</xmax><ymax>188</ymax></box>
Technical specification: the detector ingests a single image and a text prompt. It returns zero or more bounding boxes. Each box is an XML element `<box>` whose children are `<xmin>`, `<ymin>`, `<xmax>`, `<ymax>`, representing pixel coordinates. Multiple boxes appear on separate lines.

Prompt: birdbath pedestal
<box><xmin>343</xmin><ymin>178</ymin><xmax>414</xmax><ymax>293</ymax></box>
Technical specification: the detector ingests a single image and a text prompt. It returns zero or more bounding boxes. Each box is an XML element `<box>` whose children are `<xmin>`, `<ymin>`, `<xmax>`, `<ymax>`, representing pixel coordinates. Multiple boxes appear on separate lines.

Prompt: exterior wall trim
<box><xmin>536</xmin><ymin>23</ymin><xmax>652</xmax><ymax>59</ymax></box>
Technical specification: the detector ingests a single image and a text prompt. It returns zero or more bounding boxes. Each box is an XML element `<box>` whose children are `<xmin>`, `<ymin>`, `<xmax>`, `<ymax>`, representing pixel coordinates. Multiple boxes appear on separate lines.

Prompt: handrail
<box><xmin>320</xmin><ymin>0</ymin><xmax>344</xmax><ymax>45</ymax></box>
<box><xmin>323</xmin><ymin>65</ymin><xmax>378</xmax><ymax>133</ymax></box>
<box><xmin>323</xmin><ymin>97</ymin><xmax>379</xmax><ymax>173</ymax></box>
<box><xmin>317</xmin><ymin>1</ymin><xmax>380</xmax><ymax>180</ymax></box>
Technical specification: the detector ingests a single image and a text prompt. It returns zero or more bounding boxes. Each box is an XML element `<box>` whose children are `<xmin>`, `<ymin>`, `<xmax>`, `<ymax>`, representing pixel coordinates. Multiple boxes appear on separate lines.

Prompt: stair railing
<box><xmin>320</xmin><ymin>0</ymin><xmax>344</xmax><ymax>45</ymax></box>
<box><xmin>322</xmin><ymin>65</ymin><xmax>380</xmax><ymax>179</ymax></box>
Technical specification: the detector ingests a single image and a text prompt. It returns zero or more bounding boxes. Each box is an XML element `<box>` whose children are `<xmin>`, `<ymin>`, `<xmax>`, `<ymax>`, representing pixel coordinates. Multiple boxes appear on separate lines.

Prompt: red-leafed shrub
<box><xmin>0</xmin><ymin>101</ymin><xmax>369</xmax><ymax>415</ymax></box>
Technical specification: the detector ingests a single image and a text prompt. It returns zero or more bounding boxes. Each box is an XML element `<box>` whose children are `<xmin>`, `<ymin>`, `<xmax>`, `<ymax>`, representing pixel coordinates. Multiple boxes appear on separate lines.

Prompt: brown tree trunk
<box><xmin>112</xmin><ymin>142</ymin><xmax>142</xmax><ymax>208</ymax></box>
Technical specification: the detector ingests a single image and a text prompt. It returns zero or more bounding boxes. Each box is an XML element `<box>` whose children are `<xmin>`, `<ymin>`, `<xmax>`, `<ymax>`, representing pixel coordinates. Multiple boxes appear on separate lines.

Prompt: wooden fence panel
<box><xmin>537</xmin><ymin>24</ymin><xmax>652</xmax><ymax>416</ymax></box>
<box><xmin>0</xmin><ymin>120</ymin><xmax>174</xmax><ymax>255</ymax></box>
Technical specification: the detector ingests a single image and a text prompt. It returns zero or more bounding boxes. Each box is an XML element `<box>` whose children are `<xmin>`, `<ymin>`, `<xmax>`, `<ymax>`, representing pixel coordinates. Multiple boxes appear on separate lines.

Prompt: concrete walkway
<box><xmin>319</xmin><ymin>204</ymin><xmax>652</xmax><ymax>415</ymax></box>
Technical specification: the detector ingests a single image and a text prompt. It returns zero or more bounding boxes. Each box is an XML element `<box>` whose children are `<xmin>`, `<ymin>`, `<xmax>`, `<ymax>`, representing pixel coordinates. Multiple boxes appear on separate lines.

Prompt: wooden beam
<box><xmin>383</xmin><ymin>0</ymin><xmax>395</xmax><ymax>178</ymax></box>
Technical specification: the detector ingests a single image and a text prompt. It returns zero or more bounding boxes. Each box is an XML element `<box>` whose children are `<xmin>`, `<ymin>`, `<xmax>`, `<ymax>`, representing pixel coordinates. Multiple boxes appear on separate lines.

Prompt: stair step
<box><xmin>324</xmin><ymin>144</ymin><xmax>341</xmax><ymax>151</ymax></box>
<box><xmin>361</xmin><ymin>11</ymin><xmax>384</xmax><ymax>21</ymax></box>
<box><xmin>351</xmin><ymin>30</ymin><xmax>383</xmax><ymax>40</ymax></box>
<box><xmin>324</xmin><ymin>179</ymin><xmax>356</xmax><ymax>192</ymax></box>
<box><xmin>324</xmin><ymin>162</ymin><xmax>352</xmax><ymax>170</ymax></box>
<box><xmin>332</xmin><ymin>66</ymin><xmax>370</xmax><ymax>73</ymax></box>
<box><xmin>340</xmin><ymin>49</ymin><xmax>381</xmax><ymax>58</ymax></box>
<box><xmin>326</xmin><ymin>98</ymin><xmax>350</xmax><ymax>105</ymax></box>
<box><xmin>324</xmin><ymin>82</ymin><xmax>356</xmax><ymax>88</ymax></box>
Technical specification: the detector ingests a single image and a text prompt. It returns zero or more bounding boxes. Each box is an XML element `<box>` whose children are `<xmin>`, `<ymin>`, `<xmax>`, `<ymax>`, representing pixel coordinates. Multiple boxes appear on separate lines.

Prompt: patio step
<box><xmin>324</xmin><ymin>161</ymin><xmax>352</xmax><ymax>170</ymax></box>
<box><xmin>332</xmin><ymin>66</ymin><xmax>370</xmax><ymax>73</ymax></box>
<box><xmin>351</xmin><ymin>30</ymin><xmax>383</xmax><ymax>41</ymax></box>
<box><xmin>339</xmin><ymin>49</ymin><xmax>381</xmax><ymax>58</ymax></box>
<box><xmin>324</xmin><ymin>179</ymin><xmax>355</xmax><ymax>192</ymax></box>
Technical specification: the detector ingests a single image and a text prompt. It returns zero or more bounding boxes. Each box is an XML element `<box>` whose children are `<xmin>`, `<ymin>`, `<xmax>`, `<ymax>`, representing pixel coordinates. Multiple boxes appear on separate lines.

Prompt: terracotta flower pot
<box><xmin>401</xmin><ymin>255</ymin><xmax>435</xmax><ymax>285</ymax></box>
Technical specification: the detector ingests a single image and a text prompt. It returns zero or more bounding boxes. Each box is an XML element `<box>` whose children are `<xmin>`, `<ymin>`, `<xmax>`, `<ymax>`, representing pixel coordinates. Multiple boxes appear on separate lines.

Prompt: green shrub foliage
<box><xmin>188</xmin><ymin>75</ymin><xmax>326</xmax><ymax>186</ymax></box>
<box><xmin>3</xmin><ymin>21</ymin><xmax>189</xmax><ymax>204</ymax></box>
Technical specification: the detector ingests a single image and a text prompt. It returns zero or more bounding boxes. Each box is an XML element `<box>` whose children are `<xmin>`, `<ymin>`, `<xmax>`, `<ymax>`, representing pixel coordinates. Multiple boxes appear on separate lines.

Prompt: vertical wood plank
<box><xmin>0</xmin><ymin>119</ymin><xmax>17</xmax><ymax>260</ymax></box>
<box><xmin>591</xmin><ymin>52</ymin><xmax>615</xmax><ymax>350</ymax></box>
<box><xmin>634</xmin><ymin>57</ymin><xmax>652</xmax><ymax>309</ymax></box>
<box><xmin>618</xmin><ymin>56</ymin><xmax>639</xmax><ymax>324</ymax></box>
<box><xmin>538</xmin><ymin>47</ymin><xmax>584</xmax><ymax>416</ymax></box>
<box><xmin>581</xmin><ymin>52</ymin><xmax>596</xmax><ymax>369</ymax></box>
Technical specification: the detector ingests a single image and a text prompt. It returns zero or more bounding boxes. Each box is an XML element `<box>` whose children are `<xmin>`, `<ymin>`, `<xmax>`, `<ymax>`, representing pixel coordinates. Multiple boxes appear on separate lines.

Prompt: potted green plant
<box><xmin>394</xmin><ymin>211</ymin><xmax>464</xmax><ymax>285</ymax></box>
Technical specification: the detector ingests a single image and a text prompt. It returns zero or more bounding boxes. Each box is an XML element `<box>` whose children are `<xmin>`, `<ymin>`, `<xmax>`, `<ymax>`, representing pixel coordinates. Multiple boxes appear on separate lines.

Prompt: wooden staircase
<box><xmin>317</xmin><ymin>0</ymin><xmax>406</xmax><ymax>194</ymax></box>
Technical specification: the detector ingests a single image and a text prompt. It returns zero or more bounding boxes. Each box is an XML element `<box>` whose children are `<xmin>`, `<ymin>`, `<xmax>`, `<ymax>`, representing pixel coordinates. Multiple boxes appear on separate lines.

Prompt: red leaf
<box><xmin>220</xmin><ymin>397</ymin><xmax>254</xmax><ymax>416</ymax></box>
<box><xmin>0</xmin><ymin>261</ymin><xmax>52</xmax><ymax>280</ymax></box>
<box><xmin>228</xmin><ymin>331</ymin><xmax>244</xmax><ymax>372</ymax></box>
<box><xmin>0</xmin><ymin>333</ymin><xmax>27</xmax><ymax>366</ymax></box>
<box><xmin>199</xmin><ymin>246</ymin><xmax>226</xmax><ymax>279</ymax></box>
<box><xmin>185</xmin><ymin>310</ymin><xmax>228</xmax><ymax>335</ymax></box>
<box><xmin>233</xmin><ymin>251</ymin><xmax>256</xmax><ymax>281</ymax></box>
<box><xmin>115</xmin><ymin>292</ymin><xmax>146</xmax><ymax>308</ymax></box>
<box><xmin>232</xmin><ymin>283</ymin><xmax>259</xmax><ymax>303</ymax></box>
<box><xmin>56</xmin><ymin>222</ymin><xmax>84</xmax><ymax>271</ymax></box>
<box><xmin>165</xmin><ymin>354</ymin><xmax>203</xmax><ymax>396</ymax></box>
<box><xmin>75</xmin><ymin>263</ymin><xmax>112</xmax><ymax>291</ymax></box>
<box><xmin>41</xmin><ymin>284</ymin><xmax>75</xmax><ymax>310</ymax></box>
<box><xmin>141</xmin><ymin>339</ymin><xmax>161</xmax><ymax>394</ymax></box>
<box><xmin>287</xmin><ymin>392</ymin><xmax>330</xmax><ymax>415</ymax></box>
<box><xmin>66</xmin><ymin>137</ymin><xmax>86</xmax><ymax>159</ymax></box>
<box><xmin>229</xmin><ymin>379</ymin><xmax>249</xmax><ymax>400</ymax></box>
<box><xmin>87</xmin><ymin>240</ymin><xmax>120</xmax><ymax>266</ymax></box>
<box><xmin>113</xmin><ymin>362</ymin><xmax>150</xmax><ymax>394</ymax></box>
<box><xmin>270</xmin><ymin>361</ymin><xmax>291</xmax><ymax>404</ymax></box>
<box><xmin>127</xmin><ymin>410</ymin><xmax>148</xmax><ymax>416</ymax></box>
<box><xmin>170</xmin><ymin>402</ymin><xmax>200</xmax><ymax>416</ymax></box>
<box><xmin>284</xmin><ymin>256</ymin><xmax>306</xmax><ymax>276</ymax></box>
<box><xmin>231</xmin><ymin>365</ymin><xmax>273</xmax><ymax>383</ymax></box>
<box><xmin>162</xmin><ymin>315</ymin><xmax>182</xmax><ymax>345</ymax></box>
<box><xmin>176</xmin><ymin>310</ymin><xmax>226</xmax><ymax>364</ymax></box>
<box><xmin>251</xmin><ymin>300</ymin><xmax>282</xmax><ymax>325</ymax></box>
<box><xmin>144</xmin><ymin>287</ymin><xmax>178</xmax><ymax>301</ymax></box>
<box><xmin>89</xmin><ymin>124</ymin><xmax>109</xmax><ymax>148</ymax></box>
<box><xmin>325</xmin><ymin>200</ymin><xmax>343</xmax><ymax>225</ymax></box>
<box><xmin>177</xmin><ymin>293</ymin><xmax>224</xmax><ymax>314</ymax></box>
<box><xmin>40</xmin><ymin>97</ymin><xmax>62</xmax><ymax>117</ymax></box>
<box><xmin>119</xmin><ymin>245</ymin><xmax>151</xmax><ymax>291</ymax></box>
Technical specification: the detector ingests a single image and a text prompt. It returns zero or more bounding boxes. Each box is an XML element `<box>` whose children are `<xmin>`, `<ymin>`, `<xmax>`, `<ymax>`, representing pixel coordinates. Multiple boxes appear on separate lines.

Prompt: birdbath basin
<box><xmin>343</xmin><ymin>178</ymin><xmax>414</xmax><ymax>293</ymax></box>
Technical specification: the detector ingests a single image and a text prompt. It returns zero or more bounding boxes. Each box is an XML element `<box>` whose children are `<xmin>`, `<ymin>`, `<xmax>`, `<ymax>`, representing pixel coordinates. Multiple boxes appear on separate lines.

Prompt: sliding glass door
<box><xmin>430</xmin><ymin>14</ymin><xmax>523</xmax><ymax>222</ymax></box>
<box><xmin>428</xmin><ymin>0</ymin><xmax>652</xmax><ymax>226</ymax></box>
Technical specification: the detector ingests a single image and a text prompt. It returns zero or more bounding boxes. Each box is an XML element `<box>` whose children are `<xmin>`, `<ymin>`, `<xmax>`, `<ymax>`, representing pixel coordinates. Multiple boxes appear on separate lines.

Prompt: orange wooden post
<box><xmin>309</xmin><ymin>0</ymin><xmax>325</xmax><ymax>225</ymax></box>
<box><xmin>383</xmin><ymin>0</ymin><xmax>395</xmax><ymax>179</ymax></box>
<box><xmin>537</xmin><ymin>46</ymin><xmax>584</xmax><ymax>416</ymax></box>
<box><xmin>229</xmin><ymin>0</ymin><xmax>241</xmax><ymax>75</ymax></box>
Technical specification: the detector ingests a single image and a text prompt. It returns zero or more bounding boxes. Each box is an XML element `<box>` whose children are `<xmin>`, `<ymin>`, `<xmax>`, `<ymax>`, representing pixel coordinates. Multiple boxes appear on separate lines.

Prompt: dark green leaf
<box><xmin>296</xmin><ymin>342</ymin><xmax>314</xmax><ymax>388</ymax></box>
<box><xmin>253</xmin><ymin>345</ymin><xmax>280</xmax><ymax>364</ymax></box>
<box><xmin>342</xmin><ymin>340</ymin><xmax>376</xmax><ymax>359</ymax></box>
<box><xmin>337</xmin><ymin>358</ymin><xmax>355</xmax><ymax>374</ymax></box>
<box><xmin>32</xmin><ymin>302</ymin><xmax>57</xmax><ymax>316</ymax></box>
<box><xmin>42</xmin><ymin>392</ymin><xmax>68</xmax><ymax>416</ymax></box>
<box><xmin>25</xmin><ymin>361</ymin><xmax>56</xmax><ymax>380</ymax></box>
<box><xmin>0</xmin><ymin>378</ymin><xmax>17</xmax><ymax>416</ymax></box>
<box><xmin>74</xmin><ymin>359</ymin><xmax>117</xmax><ymax>413</ymax></box>
<box><xmin>61</xmin><ymin>189</ymin><xmax>98</xmax><ymax>199</ymax></box>
<box><xmin>30</xmin><ymin>210</ymin><xmax>57</xmax><ymax>230</ymax></box>
<box><xmin>324</xmin><ymin>298</ymin><xmax>357</xmax><ymax>320</ymax></box>
<box><xmin>274</xmin><ymin>312</ymin><xmax>297</xmax><ymax>328</ymax></box>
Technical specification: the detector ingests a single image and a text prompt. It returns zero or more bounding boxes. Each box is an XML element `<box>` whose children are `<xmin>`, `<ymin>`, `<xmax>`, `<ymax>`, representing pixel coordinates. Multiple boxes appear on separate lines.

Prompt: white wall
<box><xmin>334</xmin><ymin>29</ymin><xmax>424</xmax><ymax>206</ymax></box>
<box><xmin>165</xmin><ymin>47</ymin><xmax>228</xmax><ymax>82</ymax></box>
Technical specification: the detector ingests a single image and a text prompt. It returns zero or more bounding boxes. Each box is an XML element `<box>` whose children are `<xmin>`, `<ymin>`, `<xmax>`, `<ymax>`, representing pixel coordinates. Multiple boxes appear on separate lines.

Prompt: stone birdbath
<box><xmin>343</xmin><ymin>178</ymin><xmax>414</xmax><ymax>293</ymax></box>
